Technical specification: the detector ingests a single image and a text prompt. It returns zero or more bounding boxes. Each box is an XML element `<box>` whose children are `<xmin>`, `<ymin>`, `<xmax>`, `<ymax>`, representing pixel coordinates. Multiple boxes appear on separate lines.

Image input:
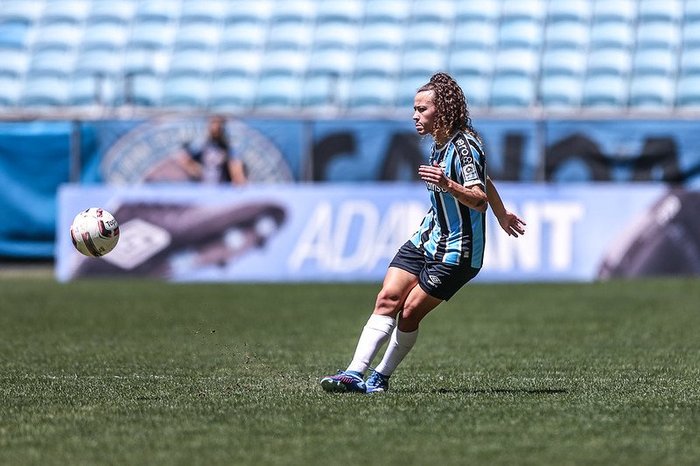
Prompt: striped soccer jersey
<box><xmin>410</xmin><ymin>131</ymin><xmax>487</xmax><ymax>268</ymax></box>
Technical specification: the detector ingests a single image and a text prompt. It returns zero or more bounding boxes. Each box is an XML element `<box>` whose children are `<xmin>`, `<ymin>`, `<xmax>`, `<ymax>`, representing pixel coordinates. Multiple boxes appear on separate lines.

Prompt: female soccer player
<box><xmin>320</xmin><ymin>72</ymin><xmax>526</xmax><ymax>393</ymax></box>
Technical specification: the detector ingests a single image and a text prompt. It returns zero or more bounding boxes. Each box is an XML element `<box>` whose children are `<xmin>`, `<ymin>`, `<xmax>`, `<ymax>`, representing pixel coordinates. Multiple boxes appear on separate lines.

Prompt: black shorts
<box><xmin>389</xmin><ymin>241</ymin><xmax>480</xmax><ymax>301</ymax></box>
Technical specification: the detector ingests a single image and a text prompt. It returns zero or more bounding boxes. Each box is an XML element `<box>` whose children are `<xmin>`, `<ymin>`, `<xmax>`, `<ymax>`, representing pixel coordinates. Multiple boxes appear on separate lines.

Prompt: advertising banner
<box><xmin>56</xmin><ymin>183</ymin><xmax>696</xmax><ymax>283</ymax></box>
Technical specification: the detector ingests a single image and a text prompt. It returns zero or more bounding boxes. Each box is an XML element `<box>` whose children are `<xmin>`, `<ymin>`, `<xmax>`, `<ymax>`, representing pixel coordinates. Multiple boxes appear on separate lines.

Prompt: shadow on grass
<box><xmin>433</xmin><ymin>388</ymin><xmax>568</xmax><ymax>395</ymax></box>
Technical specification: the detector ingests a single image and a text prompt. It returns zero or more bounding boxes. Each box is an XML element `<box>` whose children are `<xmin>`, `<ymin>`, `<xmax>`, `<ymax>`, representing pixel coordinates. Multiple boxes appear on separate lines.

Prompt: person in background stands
<box><xmin>178</xmin><ymin>115</ymin><xmax>247</xmax><ymax>186</ymax></box>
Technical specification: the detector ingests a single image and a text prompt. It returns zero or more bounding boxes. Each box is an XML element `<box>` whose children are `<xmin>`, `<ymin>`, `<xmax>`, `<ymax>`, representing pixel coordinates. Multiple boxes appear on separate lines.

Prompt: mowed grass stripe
<box><xmin>0</xmin><ymin>278</ymin><xmax>698</xmax><ymax>465</ymax></box>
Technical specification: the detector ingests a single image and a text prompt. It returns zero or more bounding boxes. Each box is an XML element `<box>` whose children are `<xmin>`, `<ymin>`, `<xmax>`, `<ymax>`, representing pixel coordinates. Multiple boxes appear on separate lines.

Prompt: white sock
<box><xmin>374</xmin><ymin>327</ymin><xmax>419</xmax><ymax>377</ymax></box>
<box><xmin>345</xmin><ymin>314</ymin><xmax>397</xmax><ymax>375</ymax></box>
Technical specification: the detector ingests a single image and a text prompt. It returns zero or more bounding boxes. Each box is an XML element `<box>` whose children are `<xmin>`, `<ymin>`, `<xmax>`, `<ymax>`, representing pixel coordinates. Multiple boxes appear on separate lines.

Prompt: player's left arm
<box><xmin>486</xmin><ymin>176</ymin><xmax>526</xmax><ymax>237</ymax></box>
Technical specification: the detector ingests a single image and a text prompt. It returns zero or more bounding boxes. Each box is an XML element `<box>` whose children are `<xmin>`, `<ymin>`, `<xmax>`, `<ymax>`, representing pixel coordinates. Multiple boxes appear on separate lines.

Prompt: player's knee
<box><xmin>374</xmin><ymin>288</ymin><xmax>402</xmax><ymax>314</ymax></box>
<box><xmin>400</xmin><ymin>306</ymin><xmax>419</xmax><ymax>325</ymax></box>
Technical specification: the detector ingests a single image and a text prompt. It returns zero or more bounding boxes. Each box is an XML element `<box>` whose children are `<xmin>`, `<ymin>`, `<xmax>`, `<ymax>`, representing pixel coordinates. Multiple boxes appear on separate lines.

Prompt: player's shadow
<box><xmin>433</xmin><ymin>387</ymin><xmax>567</xmax><ymax>395</ymax></box>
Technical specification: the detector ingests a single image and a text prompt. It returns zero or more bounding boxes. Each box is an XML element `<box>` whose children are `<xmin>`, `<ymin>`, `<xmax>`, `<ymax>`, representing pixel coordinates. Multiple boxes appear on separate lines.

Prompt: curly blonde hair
<box><xmin>417</xmin><ymin>72</ymin><xmax>479</xmax><ymax>142</ymax></box>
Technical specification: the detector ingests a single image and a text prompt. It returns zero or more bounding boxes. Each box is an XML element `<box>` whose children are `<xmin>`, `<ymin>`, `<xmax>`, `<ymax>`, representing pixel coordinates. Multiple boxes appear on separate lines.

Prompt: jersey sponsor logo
<box><xmin>426</xmin><ymin>182</ymin><xmax>447</xmax><ymax>193</ymax></box>
<box><xmin>455</xmin><ymin>138</ymin><xmax>474</xmax><ymax>164</ymax></box>
<box><xmin>462</xmin><ymin>163</ymin><xmax>479</xmax><ymax>183</ymax></box>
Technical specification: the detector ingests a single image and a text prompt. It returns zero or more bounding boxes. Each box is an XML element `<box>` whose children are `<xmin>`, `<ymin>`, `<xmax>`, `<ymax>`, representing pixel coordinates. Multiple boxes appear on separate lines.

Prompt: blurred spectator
<box><xmin>178</xmin><ymin>115</ymin><xmax>247</xmax><ymax>185</ymax></box>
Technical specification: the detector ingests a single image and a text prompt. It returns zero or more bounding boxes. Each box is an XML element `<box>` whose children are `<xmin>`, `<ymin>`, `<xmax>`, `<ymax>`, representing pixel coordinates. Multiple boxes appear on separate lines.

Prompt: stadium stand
<box><xmin>1</xmin><ymin>0</ymin><xmax>700</xmax><ymax>113</ymax></box>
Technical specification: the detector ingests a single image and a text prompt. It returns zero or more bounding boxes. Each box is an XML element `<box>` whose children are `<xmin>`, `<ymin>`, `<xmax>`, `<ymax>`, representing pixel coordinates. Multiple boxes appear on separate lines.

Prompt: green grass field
<box><xmin>0</xmin><ymin>276</ymin><xmax>698</xmax><ymax>465</ymax></box>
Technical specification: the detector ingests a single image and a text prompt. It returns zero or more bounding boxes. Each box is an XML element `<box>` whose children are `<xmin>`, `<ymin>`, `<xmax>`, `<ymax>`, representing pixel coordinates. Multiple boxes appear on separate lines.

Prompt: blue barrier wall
<box><xmin>2</xmin><ymin>117</ymin><xmax>700</xmax><ymax>260</ymax></box>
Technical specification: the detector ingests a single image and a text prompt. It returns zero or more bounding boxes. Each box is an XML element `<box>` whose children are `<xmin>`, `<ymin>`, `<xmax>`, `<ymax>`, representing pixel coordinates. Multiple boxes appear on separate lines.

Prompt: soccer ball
<box><xmin>70</xmin><ymin>208</ymin><xmax>120</xmax><ymax>257</ymax></box>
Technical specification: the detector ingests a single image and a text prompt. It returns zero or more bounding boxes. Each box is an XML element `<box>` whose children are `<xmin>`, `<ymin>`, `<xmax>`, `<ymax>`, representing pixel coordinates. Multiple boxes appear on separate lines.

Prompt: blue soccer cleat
<box><xmin>320</xmin><ymin>370</ymin><xmax>366</xmax><ymax>393</ymax></box>
<box><xmin>365</xmin><ymin>370</ymin><xmax>390</xmax><ymax>393</ymax></box>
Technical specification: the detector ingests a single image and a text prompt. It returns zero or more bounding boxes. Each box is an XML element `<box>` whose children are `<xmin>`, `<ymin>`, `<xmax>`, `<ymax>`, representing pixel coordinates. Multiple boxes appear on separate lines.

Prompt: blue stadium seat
<box><xmin>33</xmin><ymin>22</ymin><xmax>84</xmax><ymax>51</ymax></box>
<box><xmin>403</xmin><ymin>21</ymin><xmax>452</xmax><ymax>49</ymax></box>
<box><xmin>456</xmin><ymin>75</ymin><xmax>490</xmax><ymax>108</ymax></box>
<box><xmin>169</xmin><ymin>48</ymin><xmax>217</xmax><ymax>76</ymax></box>
<box><xmin>544</xmin><ymin>21</ymin><xmax>590</xmax><ymax>50</ymax></box>
<box><xmin>82</xmin><ymin>22</ymin><xmax>130</xmax><ymax>50</ymax></box>
<box><xmin>0</xmin><ymin>49</ymin><xmax>29</xmax><ymax>78</ymax></box>
<box><xmin>220</xmin><ymin>22</ymin><xmax>267</xmax><ymax>50</ymax></box>
<box><xmin>255</xmin><ymin>75</ymin><xmax>303</xmax><ymax>109</ymax></box>
<box><xmin>260</xmin><ymin>49</ymin><xmax>308</xmax><ymax>77</ymax></box>
<box><xmin>410</xmin><ymin>0</ymin><xmax>455</xmax><ymax>23</ymax></box>
<box><xmin>638</xmin><ymin>0</ymin><xmax>682</xmax><ymax>23</ymax></box>
<box><xmin>347</xmin><ymin>76</ymin><xmax>396</xmax><ymax>110</ymax></box>
<box><xmin>215</xmin><ymin>49</ymin><xmax>262</xmax><ymax>77</ymax></box>
<box><xmin>590</xmin><ymin>22</ymin><xmax>635</xmax><ymax>49</ymax></box>
<box><xmin>632</xmin><ymin>48</ymin><xmax>677</xmax><ymax>77</ymax></box>
<box><xmin>126</xmin><ymin>72</ymin><xmax>163</xmax><ymax>106</ymax></box>
<box><xmin>180</xmin><ymin>0</ymin><xmax>228</xmax><ymax>23</ymax></box>
<box><xmin>353</xmin><ymin>49</ymin><xmax>401</xmax><ymax>77</ymax></box>
<box><xmin>134</xmin><ymin>0</ymin><xmax>179</xmax><ymax>22</ymax></box>
<box><xmin>316</xmin><ymin>0</ymin><xmax>364</xmax><ymax>24</ymax></box>
<box><xmin>162</xmin><ymin>75</ymin><xmax>211</xmax><ymax>107</ymax></box>
<box><xmin>395</xmin><ymin>75</ymin><xmax>429</xmax><ymax>108</ymax></box>
<box><xmin>592</xmin><ymin>0</ymin><xmax>637</xmax><ymax>23</ymax></box>
<box><xmin>307</xmin><ymin>48</ymin><xmax>355</xmax><ymax>77</ymax></box>
<box><xmin>0</xmin><ymin>20</ymin><xmax>32</xmax><ymax>49</ymax></box>
<box><xmin>223</xmin><ymin>1</ymin><xmax>273</xmax><ymax>24</ymax></box>
<box><xmin>454</xmin><ymin>0</ymin><xmax>500</xmax><ymax>22</ymax></box>
<box><xmin>447</xmin><ymin>49</ymin><xmax>495</xmax><ymax>77</ymax></box>
<box><xmin>174</xmin><ymin>23</ymin><xmax>222</xmax><ymax>50</ymax></box>
<box><xmin>42</xmin><ymin>0</ymin><xmax>91</xmax><ymax>24</ymax></box>
<box><xmin>452</xmin><ymin>21</ymin><xmax>498</xmax><ymax>50</ymax></box>
<box><xmin>75</xmin><ymin>49</ymin><xmax>125</xmax><ymax>77</ymax></box>
<box><xmin>30</xmin><ymin>49</ymin><xmax>77</xmax><ymax>77</ymax></box>
<box><xmin>680</xmin><ymin>49</ymin><xmax>700</xmax><ymax>76</ymax></box>
<box><xmin>636</xmin><ymin>22</ymin><xmax>681</xmax><ymax>50</ymax></box>
<box><xmin>686</xmin><ymin>1</ymin><xmax>700</xmax><ymax>23</ymax></box>
<box><xmin>266</xmin><ymin>21</ymin><xmax>314</xmax><ymax>50</ymax></box>
<box><xmin>494</xmin><ymin>48</ymin><xmax>539</xmax><ymax>77</ymax></box>
<box><xmin>357</xmin><ymin>22</ymin><xmax>404</xmax><ymax>51</ymax></box>
<box><xmin>302</xmin><ymin>74</ymin><xmax>346</xmax><ymax>109</ymax></box>
<box><xmin>68</xmin><ymin>76</ymin><xmax>98</xmax><ymax>106</ymax></box>
<box><xmin>541</xmin><ymin>49</ymin><xmax>587</xmax><ymax>77</ymax></box>
<box><xmin>547</xmin><ymin>0</ymin><xmax>591</xmax><ymax>23</ymax></box>
<box><xmin>682</xmin><ymin>21</ymin><xmax>700</xmax><ymax>49</ymax></box>
<box><xmin>88</xmin><ymin>1</ymin><xmax>137</xmax><ymax>23</ymax></box>
<box><xmin>628</xmin><ymin>75</ymin><xmax>675</xmax><ymax>108</ymax></box>
<box><xmin>69</xmin><ymin>74</ymin><xmax>115</xmax><ymax>106</ymax></box>
<box><xmin>587</xmin><ymin>48</ymin><xmax>632</xmax><ymax>76</ymax></box>
<box><xmin>0</xmin><ymin>1</ymin><xmax>44</xmax><ymax>23</ymax></box>
<box><xmin>401</xmin><ymin>48</ymin><xmax>447</xmax><ymax>79</ymax></box>
<box><xmin>123</xmin><ymin>49</ymin><xmax>170</xmax><ymax>75</ymax></box>
<box><xmin>539</xmin><ymin>75</ymin><xmax>583</xmax><ymax>109</ymax></box>
<box><xmin>128</xmin><ymin>20</ymin><xmax>177</xmax><ymax>50</ymax></box>
<box><xmin>0</xmin><ymin>76</ymin><xmax>22</xmax><ymax>106</ymax></box>
<box><xmin>21</xmin><ymin>75</ymin><xmax>70</xmax><ymax>106</ymax></box>
<box><xmin>582</xmin><ymin>75</ymin><xmax>628</xmax><ymax>108</ymax></box>
<box><xmin>501</xmin><ymin>0</ymin><xmax>546</xmax><ymax>22</ymax></box>
<box><xmin>313</xmin><ymin>22</ymin><xmax>360</xmax><ymax>50</ymax></box>
<box><xmin>208</xmin><ymin>75</ymin><xmax>256</xmax><ymax>111</ymax></box>
<box><xmin>363</xmin><ymin>0</ymin><xmax>410</xmax><ymax>23</ymax></box>
<box><xmin>270</xmin><ymin>0</ymin><xmax>316</xmax><ymax>24</ymax></box>
<box><xmin>499</xmin><ymin>19</ymin><xmax>543</xmax><ymax>49</ymax></box>
<box><xmin>676</xmin><ymin>75</ymin><xmax>700</xmax><ymax>108</ymax></box>
<box><xmin>490</xmin><ymin>75</ymin><xmax>536</xmax><ymax>108</ymax></box>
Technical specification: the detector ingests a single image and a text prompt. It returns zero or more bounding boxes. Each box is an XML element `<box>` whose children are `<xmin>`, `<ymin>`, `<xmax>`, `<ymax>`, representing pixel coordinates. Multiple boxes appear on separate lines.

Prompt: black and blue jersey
<box><xmin>410</xmin><ymin>131</ymin><xmax>487</xmax><ymax>268</ymax></box>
